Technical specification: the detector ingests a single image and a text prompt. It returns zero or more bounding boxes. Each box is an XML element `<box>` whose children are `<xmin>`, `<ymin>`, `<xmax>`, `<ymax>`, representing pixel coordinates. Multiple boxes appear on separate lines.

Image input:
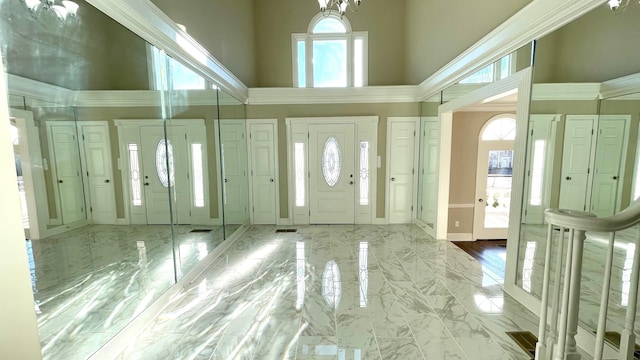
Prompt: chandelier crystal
<box><xmin>21</xmin><ymin>0</ymin><xmax>79</xmax><ymax>20</ymax></box>
<box><xmin>317</xmin><ymin>0</ymin><xmax>362</xmax><ymax>17</ymax></box>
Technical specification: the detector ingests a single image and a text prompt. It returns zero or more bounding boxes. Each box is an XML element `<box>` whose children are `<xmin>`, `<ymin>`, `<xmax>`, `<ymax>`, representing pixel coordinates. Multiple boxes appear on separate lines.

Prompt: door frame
<box><xmin>598</xmin><ymin>114</ymin><xmax>631</xmax><ymax>214</ymax></box>
<box><xmin>115</xmin><ymin>119</ymin><xmax>211</xmax><ymax>225</ymax></box>
<box><xmin>385</xmin><ymin>117</ymin><xmax>420</xmax><ymax>224</ymax></box>
<box><xmin>286</xmin><ymin>116</ymin><xmax>378</xmax><ymax>225</ymax></box>
<box><xmin>436</xmin><ymin>68</ymin><xmax>532</xmax><ymax>294</ymax></box>
<box><xmin>246</xmin><ymin>118</ymin><xmax>280</xmax><ymax>225</ymax></box>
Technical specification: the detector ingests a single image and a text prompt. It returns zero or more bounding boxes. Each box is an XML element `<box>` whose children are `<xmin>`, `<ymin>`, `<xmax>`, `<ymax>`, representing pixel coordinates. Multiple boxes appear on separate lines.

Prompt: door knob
<box><xmin>270</xmin><ymin>179</ymin><xmax>274</xmax><ymax>182</ymax></box>
<box><xmin>478</xmin><ymin>199</ymin><xmax>484</xmax><ymax>203</ymax></box>
<box><xmin>104</xmin><ymin>179</ymin><xmax>110</xmax><ymax>183</ymax></box>
<box><xmin>613</xmin><ymin>176</ymin><xmax>619</xmax><ymax>180</ymax></box>
<box><xmin>349</xmin><ymin>181</ymin><xmax>354</xmax><ymax>185</ymax></box>
<box><xmin>224</xmin><ymin>178</ymin><xmax>228</xmax><ymax>183</ymax></box>
<box><xmin>391</xmin><ymin>177</ymin><xmax>396</xmax><ymax>181</ymax></box>
<box><xmin>144</xmin><ymin>182</ymin><xmax>150</xmax><ymax>186</ymax></box>
<box><xmin>566</xmin><ymin>176</ymin><xmax>572</xmax><ymax>180</ymax></box>
<box><xmin>57</xmin><ymin>180</ymin><xmax>63</xmax><ymax>184</ymax></box>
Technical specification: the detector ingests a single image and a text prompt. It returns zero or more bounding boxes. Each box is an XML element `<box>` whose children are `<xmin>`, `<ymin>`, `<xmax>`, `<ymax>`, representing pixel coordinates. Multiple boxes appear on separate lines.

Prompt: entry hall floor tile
<box><xmin>117</xmin><ymin>225</ymin><xmax>545</xmax><ymax>360</ymax></box>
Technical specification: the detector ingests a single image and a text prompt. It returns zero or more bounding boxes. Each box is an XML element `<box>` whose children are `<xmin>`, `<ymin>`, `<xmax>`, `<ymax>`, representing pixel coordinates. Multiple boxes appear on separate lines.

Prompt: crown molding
<box><xmin>85</xmin><ymin>0</ymin><xmax>248</xmax><ymax>103</ymax></box>
<box><xmin>600</xmin><ymin>72</ymin><xmax>640</xmax><ymax>99</ymax></box>
<box><xmin>531</xmin><ymin>83</ymin><xmax>601</xmax><ymax>101</ymax></box>
<box><xmin>7</xmin><ymin>75</ymin><xmax>75</xmax><ymax>106</ymax></box>
<box><xmin>74</xmin><ymin>89</ymin><xmax>223</xmax><ymax>107</ymax></box>
<box><xmin>416</xmin><ymin>0</ymin><xmax>605</xmax><ymax>101</ymax></box>
<box><xmin>247</xmin><ymin>86</ymin><xmax>420</xmax><ymax>105</ymax></box>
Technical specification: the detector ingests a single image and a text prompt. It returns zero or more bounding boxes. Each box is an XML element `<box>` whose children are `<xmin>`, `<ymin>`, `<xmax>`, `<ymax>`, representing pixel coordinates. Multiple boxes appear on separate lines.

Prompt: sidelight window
<box><xmin>128</xmin><ymin>144</ymin><xmax>142</xmax><ymax>206</ymax></box>
<box><xmin>359</xmin><ymin>141</ymin><xmax>369</xmax><ymax>205</ymax></box>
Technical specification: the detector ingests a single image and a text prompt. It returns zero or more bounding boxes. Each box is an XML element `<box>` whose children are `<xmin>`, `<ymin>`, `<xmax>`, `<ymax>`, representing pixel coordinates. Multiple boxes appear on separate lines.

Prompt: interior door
<box><xmin>80</xmin><ymin>123</ymin><xmax>116</xmax><ymax>224</ymax></box>
<box><xmin>249</xmin><ymin>122</ymin><xmax>277</xmax><ymax>224</ymax></box>
<box><xmin>220</xmin><ymin>120</ymin><xmax>249</xmax><ymax>224</ymax></box>
<box><xmin>590</xmin><ymin>118</ymin><xmax>625</xmax><ymax>216</ymax></box>
<box><xmin>559</xmin><ymin>117</ymin><xmax>595</xmax><ymax>212</ymax></box>
<box><xmin>140</xmin><ymin>126</ymin><xmax>190</xmax><ymax>224</ymax></box>
<box><xmin>49</xmin><ymin>122</ymin><xmax>85</xmax><ymax>224</ymax></box>
<box><xmin>419</xmin><ymin>120</ymin><xmax>439</xmax><ymax>227</ymax></box>
<box><xmin>309</xmin><ymin>124</ymin><xmax>355</xmax><ymax>224</ymax></box>
<box><xmin>473</xmin><ymin>141</ymin><xmax>514</xmax><ymax>240</ymax></box>
<box><xmin>388</xmin><ymin>120</ymin><xmax>416</xmax><ymax>224</ymax></box>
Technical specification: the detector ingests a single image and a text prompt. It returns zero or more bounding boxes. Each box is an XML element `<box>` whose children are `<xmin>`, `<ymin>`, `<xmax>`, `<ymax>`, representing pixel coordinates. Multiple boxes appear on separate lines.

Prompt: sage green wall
<box><xmin>404</xmin><ymin>0</ymin><xmax>531</xmax><ymax>85</ymax></box>
<box><xmin>151</xmin><ymin>0</ymin><xmax>256</xmax><ymax>87</ymax></box>
<box><xmin>448</xmin><ymin>111</ymin><xmax>513</xmax><ymax>234</ymax></box>
<box><xmin>533</xmin><ymin>5</ymin><xmax>640</xmax><ymax>83</ymax></box>
<box><xmin>247</xmin><ymin>102</ymin><xmax>420</xmax><ymax>219</ymax></box>
<box><xmin>254</xmin><ymin>0</ymin><xmax>406</xmax><ymax>87</ymax></box>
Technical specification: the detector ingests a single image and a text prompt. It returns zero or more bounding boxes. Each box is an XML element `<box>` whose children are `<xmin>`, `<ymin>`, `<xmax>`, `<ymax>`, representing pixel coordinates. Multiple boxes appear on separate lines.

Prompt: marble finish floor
<box><xmin>118</xmin><ymin>225</ymin><xmax>544</xmax><ymax>360</ymax></box>
<box><xmin>518</xmin><ymin>224</ymin><xmax>640</xmax><ymax>342</ymax></box>
<box><xmin>30</xmin><ymin>224</ymin><xmax>225</xmax><ymax>360</ymax></box>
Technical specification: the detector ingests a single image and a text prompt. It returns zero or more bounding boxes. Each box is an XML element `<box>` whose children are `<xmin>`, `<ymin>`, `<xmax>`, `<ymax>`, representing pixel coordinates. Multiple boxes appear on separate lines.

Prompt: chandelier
<box><xmin>608</xmin><ymin>0</ymin><xmax>638</xmax><ymax>13</ymax></box>
<box><xmin>317</xmin><ymin>0</ymin><xmax>362</xmax><ymax>16</ymax></box>
<box><xmin>21</xmin><ymin>0</ymin><xmax>79</xmax><ymax>20</ymax></box>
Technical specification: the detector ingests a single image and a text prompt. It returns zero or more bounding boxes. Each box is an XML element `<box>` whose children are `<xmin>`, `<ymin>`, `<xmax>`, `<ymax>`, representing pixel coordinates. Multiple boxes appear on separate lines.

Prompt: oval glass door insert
<box><xmin>322</xmin><ymin>136</ymin><xmax>341</xmax><ymax>187</ymax></box>
<box><xmin>155</xmin><ymin>139</ymin><xmax>175</xmax><ymax>188</ymax></box>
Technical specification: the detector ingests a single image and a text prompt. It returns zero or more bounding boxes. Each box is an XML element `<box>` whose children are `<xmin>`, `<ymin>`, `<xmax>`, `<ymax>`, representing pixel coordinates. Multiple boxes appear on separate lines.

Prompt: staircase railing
<box><xmin>536</xmin><ymin>201</ymin><xmax>640</xmax><ymax>360</ymax></box>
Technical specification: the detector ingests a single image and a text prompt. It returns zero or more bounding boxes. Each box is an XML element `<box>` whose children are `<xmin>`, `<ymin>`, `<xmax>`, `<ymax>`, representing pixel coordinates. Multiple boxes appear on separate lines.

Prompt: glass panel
<box><xmin>322</xmin><ymin>260</ymin><xmax>341</xmax><ymax>308</ymax></box>
<box><xmin>359</xmin><ymin>141</ymin><xmax>369</xmax><ymax>205</ymax></box>
<box><xmin>297</xmin><ymin>40</ymin><xmax>306</xmax><ymax>87</ymax></box>
<box><xmin>521</xmin><ymin>241</ymin><xmax>536</xmax><ymax>293</ymax></box>
<box><xmin>529</xmin><ymin>140</ymin><xmax>546</xmax><ymax>206</ymax></box>
<box><xmin>482</xmin><ymin>117</ymin><xmax>516</xmax><ymax>140</ymax></box>
<box><xmin>358</xmin><ymin>242</ymin><xmax>368</xmax><ymax>308</ymax></box>
<box><xmin>313</xmin><ymin>39</ymin><xmax>347</xmax><ymax>87</ymax></box>
<box><xmin>499</xmin><ymin>55</ymin><xmax>511</xmax><ymax>80</ymax></box>
<box><xmin>322</xmin><ymin>136</ymin><xmax>342</xmax><ymax>187</ymax></box>
<box><xmin>312</xmin><ymin>18</ymin><xmax>346</xmax><ymax>33</ymax></box>
<box><xmin>128</xmin><ymin>143</ymin><xmax>142</xmax><ymax>206</ymax></box>
<box><xmin>354</xmin><ymin>38</ymin><xmax>363</xmax><ymax>87</ymax></box>
<box><xmin>192</xmin><ymin>143</ymin><xmax>204</xmax><ymax>207</ymax></box>
<box><xmin>485</xmin><ymin>150</ymin><xmax>513</xmax><ymax>228</ymax></box>
<box><xmin>459</xmin><ymin>63</ymin><xmax>494</xmax><ymax>84</ymax></box>
<box><xmin>155</xmin><ymin>138</ymin><xmax>175</xmax><ymax>188</ymax></box>
<box><xmin>295</xmin><ymin>142</ymin><xmax>305</xmax><ymax>207</ymax></box>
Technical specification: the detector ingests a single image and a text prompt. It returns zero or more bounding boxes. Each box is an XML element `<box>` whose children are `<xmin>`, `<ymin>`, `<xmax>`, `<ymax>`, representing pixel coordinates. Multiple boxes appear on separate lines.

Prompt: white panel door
<box><xmin>80</xmin><ymin>123</ymin><xmax>116</xmax><ymax>224</ymax></box>
<box><xmin>419</xmin><ymin>120</ymin><xmax>439</xmax><ymax>227</ymax></box>
<box><xmin>49</xmin><ymin>123</ymin><xmax>85</xmax><ymax>224</ymax></box>
<box><xmin>388</xmin><ymin>120</ymin><xmax>416</xmax><ymax>224</ymax></box>
<box><xmin>140</xmin><ymin>126</ymin><xmax>190</xmax><ymax>224</ymax></box>
<box><xmin>220</xmin><ymin>120</ymin><xmax>249</xmax><ymax>224</ymax></box>
<box><xmin>309</xmin><ymin>124</ymin><xmax>355</xmax><ymax>224</ymax></box>
<box><xmin>249</xmin><ymin>123</ymin><xmax>277</xmax><ymax>224</ymax></box>
<box><xmin>591</xmin><ymin>119</ymin><xmax>625</xmax><ymax>216</ymax></box>
<box><xmin>559</xmin><ymin>117</ymin><xmax>595</xmax><ymax>212</ymax></box>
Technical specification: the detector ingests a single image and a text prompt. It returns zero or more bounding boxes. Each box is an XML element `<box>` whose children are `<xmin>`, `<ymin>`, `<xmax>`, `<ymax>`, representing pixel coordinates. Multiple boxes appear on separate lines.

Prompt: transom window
<box><xmin>460</xmin><ymin>53</ymin><xmax>515</xmax><ymax>84</ymax></box>
<box><xmin>293</xmin><ymin>13</ymin><xmax>368</xmax><ymax>88</ymax></box>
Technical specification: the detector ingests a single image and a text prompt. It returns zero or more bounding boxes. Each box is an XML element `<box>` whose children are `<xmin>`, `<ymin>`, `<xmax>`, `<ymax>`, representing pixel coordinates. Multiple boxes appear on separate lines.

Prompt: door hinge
<box><xmin>420</xmin><ymin>206</ymin><xmax>423</xmax><ymax>211</ymax></box>
<box><xmin>82</xmin><ymin>134</ymin><xmax>85</xmax><ymax>140</ymax></box>
<box><xmin>530</xmin><ymin>129</ymin><xmax>533</xmax><ymax>136</ymax></box>
<box><xmin>587</xmin><ymin>168</ymin><xmax>590</xmax><ymax>174</ymax></box>
<box><xmin>412</xmin><ymin>169</ymin><xmax>414</xmax><ymax>174</ymax></box>
<box><xmin>584</xmin><ymin>205</ymin><xmax>587</xmax><ymax>211</ymax></box>
<box><xmin>413</xmin><ymin>130</ymin><xmax>416</xmax><ymax>136</ymax></box>
<box><xmin>87</xmin><ymin>171</ymin><xmax>89</xmax><ymax>177</ymax></box>
<box><xmin>250</xmin><ymin>133</ymin><xmax>252</xmax><ymax>139</ymax></box>
<box><xmin>185</xmin><ymin>134</ymin><xmax>187</xmax><ymax>140</ymax></box>
<box><xmin>251</xmin><ymin>170</ymin><xmax>253</xmax><ymax>176</ymax></box>
<box><xmin>90</xmin><ymin>207</ymin><xmax>93</xmax><ymax>212</ymax></box>
<box><xmin>591</xmin><ymin>129</ymin><xmax>594</xmax><ymax>135</ymax></box>
<box><xmin>411</xmin><ymin>206</ymin><xmax>414</xmax><ymax>211</ymax></box>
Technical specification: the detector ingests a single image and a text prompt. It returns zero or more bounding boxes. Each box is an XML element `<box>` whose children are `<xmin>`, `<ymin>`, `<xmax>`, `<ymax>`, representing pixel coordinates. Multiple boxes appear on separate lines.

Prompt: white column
<box><xmin>536</xmin><ymin>224</ymin><xmax>554</xmax><ymax>360</ymax></box>
<box><xmin>0</xmin><ymin>55</ymin><xmax>42</xmax><ymax>357</ymax></box>
<box><xmin>564</xmin><ymin>229</ymin><xmax>586</xmax><ymax>360</ymax></box>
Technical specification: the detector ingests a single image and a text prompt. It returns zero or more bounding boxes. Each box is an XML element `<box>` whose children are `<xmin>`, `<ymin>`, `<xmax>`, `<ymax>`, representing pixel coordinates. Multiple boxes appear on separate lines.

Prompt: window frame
<box><xmin>292</xmin><ymin>13</ymin><xmax>368</xmax><ymax>88</ymax></box>
<box><xmin>459</xmin><ymin>53</ymin><xmax>517</xmax><ymax>85</ymax></box>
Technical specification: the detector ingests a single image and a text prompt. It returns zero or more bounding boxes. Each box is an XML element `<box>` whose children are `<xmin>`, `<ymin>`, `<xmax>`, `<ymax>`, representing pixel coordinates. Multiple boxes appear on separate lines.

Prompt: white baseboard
<box><xmin>115</xmin><ymin>218</ymin><xmax>128</xmax><ymax>225</ymax></box>
<box><xmin>374</xmin><ymin>218</ymin><xmax>388</xmax><ymax>225</ymax></box>
<box><xmin>447</xmin><ymin>233</ymin><xmax>473</xmax><ymax>241</ymax></box>
<box><xmin>277</xmin><ymin>218</ymin><xmax>292</xmax><ymax>226</ymax></box>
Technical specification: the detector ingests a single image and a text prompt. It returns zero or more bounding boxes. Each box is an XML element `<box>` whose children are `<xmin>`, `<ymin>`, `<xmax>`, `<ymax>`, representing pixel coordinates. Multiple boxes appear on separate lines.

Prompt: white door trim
<box><xmin>246</xmin><ymin>119</ymin><xmax>279</xmax><ymax>225</ymax></box>
<box><xmin>386</xmin><ymin>117</ymin><xmax>420</xmax><ymax>224</ymax></box>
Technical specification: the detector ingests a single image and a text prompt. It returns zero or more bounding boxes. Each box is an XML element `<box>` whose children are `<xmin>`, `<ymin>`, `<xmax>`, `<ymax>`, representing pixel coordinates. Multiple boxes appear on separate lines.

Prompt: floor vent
<box><xmin>275</xmin><ymin>229</ymin><xmax>297</xmax><ymax>233</ymax></box>
<box><xmin>190</xmin><ymin>229</ymin><xmax>213</xmax><ymax>233</ymax></box>
<box><xmin>506</xmin><ymin>331</ymin><xmax>536</xmax><ymax>359</ymax></box>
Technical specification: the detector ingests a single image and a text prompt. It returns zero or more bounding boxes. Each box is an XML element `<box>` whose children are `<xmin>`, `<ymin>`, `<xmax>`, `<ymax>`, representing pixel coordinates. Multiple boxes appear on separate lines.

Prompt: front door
<box><xmin>139</xmin><ymin>126</ymin><xmax>190</xmax><ymax>224</ymax></box>
<box><xmin>309</xmin><ymin>124</ymin><xmax>355</xmax><ymax>224</ymax></box>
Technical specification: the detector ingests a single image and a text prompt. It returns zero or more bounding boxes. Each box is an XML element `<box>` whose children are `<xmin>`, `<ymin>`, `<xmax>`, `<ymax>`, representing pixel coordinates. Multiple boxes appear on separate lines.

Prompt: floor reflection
<box><xmin>28</xmin><ymin>224</ymin><xmax>225</xmax><ymax>360</ymax></box>
<box><xmin>120</xmin><ymin>225</ymin><xmax>540</xmax><ymax>360</ymax></box>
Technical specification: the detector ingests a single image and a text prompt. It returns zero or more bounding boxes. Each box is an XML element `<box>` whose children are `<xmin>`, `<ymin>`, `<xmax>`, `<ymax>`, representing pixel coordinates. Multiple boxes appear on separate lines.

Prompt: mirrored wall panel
<box><xmin>1</xmin><ymin>0</ymin><xmax>236</xmax><ymax>357</ymax></box>
<box><xmin>517</xmin><ymin>2</ymin><xmax>640</xmax><ymax>343</ymax></box>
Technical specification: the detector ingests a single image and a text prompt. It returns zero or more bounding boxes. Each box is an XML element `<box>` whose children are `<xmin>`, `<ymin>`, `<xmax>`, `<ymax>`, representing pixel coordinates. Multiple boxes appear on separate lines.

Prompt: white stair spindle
<box><xmin>594</xmin><ymin>232</ymin><xmax>616</xmax><ymax>360</ymax></box>
<box><xmin>536</xmin><ymin>223</ymin><xmax>555</xmax><ymax>360</ymax></box>
<box><xmin>619</xmin><ymin>225</ymin><xmax>640</xmax><ymax>360</ymax></box>
<box><xmin>547</xmin><ymin>226</ymin><xmax>567</xmax><ymax>360</ymax></box>
<box><xmin>564</xmin><ymin>229</ymin><xmax>586</xmax><ymax>360</ymax></box>
<box><xmin>554</xmin><ymin>229</ymin><xmax>575</xmax><ymax>360</ymax></box>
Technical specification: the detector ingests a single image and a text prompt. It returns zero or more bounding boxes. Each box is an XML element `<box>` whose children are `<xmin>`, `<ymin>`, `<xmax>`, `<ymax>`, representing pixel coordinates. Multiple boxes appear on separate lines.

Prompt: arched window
<box><xmin>481</xmin><ymin>115</ymin><xmax>516</xmax><ymax>141</ymax></box>
<box><xmin>292</xmin><ymin>13</ymin><xmax>368</xmax><ymax>88</ymax></box>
